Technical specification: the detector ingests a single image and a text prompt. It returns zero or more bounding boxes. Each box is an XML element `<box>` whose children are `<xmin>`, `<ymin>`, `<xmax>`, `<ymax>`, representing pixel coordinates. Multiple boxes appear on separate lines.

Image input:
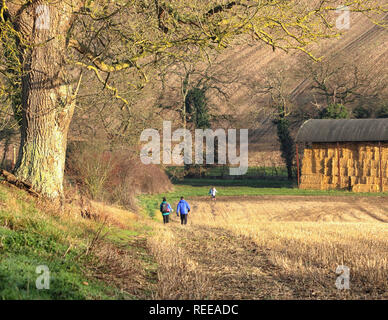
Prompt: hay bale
<box><xmin>301</xmin><ymin>142</ymin><xmax>388</xmax><ymax>193</ymax></box>
<box><xmin>301</xmin><ymin>175</ymin><xmax>321</xmax><ymax>184</ymax></box>
<box><xmin>299</xmin><ymin>183</ymin><xmax>321</xmax><ymax>190</ymax></box>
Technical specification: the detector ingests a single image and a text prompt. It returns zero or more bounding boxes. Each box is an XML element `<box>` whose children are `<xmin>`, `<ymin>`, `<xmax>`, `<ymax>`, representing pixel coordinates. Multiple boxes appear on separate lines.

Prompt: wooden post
<box><xmin>337</xmin><ymin>142</ymin><xmax>341</xmax><ymax>188</ymax></box>
<box><xmin>379</xmin><ymin>141</ymin><xmax>383</xmax><ymax>192</ymax></box>
<box><xmin>296</xmin><ymin>143</ymin><xmax>300</xmax><ymax>188</ymax></box>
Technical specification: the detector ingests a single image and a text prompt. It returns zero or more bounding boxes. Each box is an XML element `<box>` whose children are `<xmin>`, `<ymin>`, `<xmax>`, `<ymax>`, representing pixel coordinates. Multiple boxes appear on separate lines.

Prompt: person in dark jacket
<box><xmin>176</xmin><ymin>196</ymin><xmax>191</xmax><ymax>225</ymax></box>
<box><xmin>160</xmin><ymin>197</ymin><xmax>173</xmax><ymax>224</ymax></box>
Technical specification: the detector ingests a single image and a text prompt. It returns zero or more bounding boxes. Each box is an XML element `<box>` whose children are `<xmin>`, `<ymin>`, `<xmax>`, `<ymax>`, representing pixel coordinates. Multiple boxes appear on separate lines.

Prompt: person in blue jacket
<box><xmin>176</xmin><ymin>196</ymin><xmax>191</xmax><ymax>225</ymax></box>
<box><xmin>160</xmin><ymin>197</ymin><xmax>173</xmax><ymax>224</ymax></box>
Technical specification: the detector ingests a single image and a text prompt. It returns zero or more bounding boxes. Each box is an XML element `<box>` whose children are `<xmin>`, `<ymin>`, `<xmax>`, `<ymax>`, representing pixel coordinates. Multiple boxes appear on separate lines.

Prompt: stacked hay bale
<box><xmin>299</xmin><ymin>146</ymin><xmax>323</xmax><ymax>189</ymax></box>
<box><xmin>300</xmin><ymin>142</ymin><xmax>388</xmax><ymax>192</ymax></box>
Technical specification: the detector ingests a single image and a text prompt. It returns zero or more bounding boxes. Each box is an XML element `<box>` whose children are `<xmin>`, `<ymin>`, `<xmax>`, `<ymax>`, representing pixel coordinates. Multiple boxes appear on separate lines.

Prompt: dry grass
<box><xmin>89</xmin><ymin>201</ymin><xmax>140</xmax><ymax>227</ymax></box>
<box><xmin>89</xmin><ymin>237</ymin><xmax>157</xmax><ymax>299</ymax></box>
<box><xmin>148</xmin><ymin>223</ymin><xmax>211</xmax><ymax>299</ymax></box>
<box><xmin>149</xmin><ymin>196</ymin><xmax>388</xmax><ymax>299</ymax></box>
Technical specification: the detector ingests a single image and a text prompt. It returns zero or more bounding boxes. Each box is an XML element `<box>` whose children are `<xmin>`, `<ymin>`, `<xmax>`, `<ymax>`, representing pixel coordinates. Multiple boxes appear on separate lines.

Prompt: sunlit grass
<box><xmin>0</xmin><ymin>184</ymin><xmax>156</xmax><ymax>299</ymax></box>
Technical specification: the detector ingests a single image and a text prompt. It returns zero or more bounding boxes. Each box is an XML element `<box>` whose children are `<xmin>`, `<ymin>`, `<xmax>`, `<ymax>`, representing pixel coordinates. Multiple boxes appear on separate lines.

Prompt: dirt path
<box><xmin>169</xmin><ymin>223</ymin><xmax>294</xmax><ymax>299</ymax></box>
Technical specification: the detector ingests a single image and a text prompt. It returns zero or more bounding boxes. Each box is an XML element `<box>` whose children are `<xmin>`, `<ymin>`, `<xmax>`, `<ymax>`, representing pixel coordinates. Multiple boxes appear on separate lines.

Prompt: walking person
<box><xmin>176</xmin><ymin>196</ymin><xmax>191</xmax><ymax>225</ymax></box>
<box><xmin>160</xmin><ymin>197</ymin><xmax>173</xmax><ymax>224</ymax></box>
<box><xmin>209</xmin><ymin>186</ymin><xmax>217</xmax><ymax>201</ymax></box>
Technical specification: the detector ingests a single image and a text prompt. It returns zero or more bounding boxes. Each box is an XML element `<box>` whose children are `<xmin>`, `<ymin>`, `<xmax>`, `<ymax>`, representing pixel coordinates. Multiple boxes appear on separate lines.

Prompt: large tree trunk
<box><xmin>11</xmin><ymin>2</ymin><xmax>77</xmax><ymax>199</ymax></box>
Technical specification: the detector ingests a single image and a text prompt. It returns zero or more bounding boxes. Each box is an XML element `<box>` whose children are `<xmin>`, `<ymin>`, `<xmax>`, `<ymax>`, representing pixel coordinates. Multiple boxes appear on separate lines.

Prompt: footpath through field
<box><xmin>150</xmin><ymin>195</ymin><xmax>388</xmax><ymax>299</ymax></box>
<box><xmin>170</xmin><ymin>222</ymin><xmax>294</xmax><ymax>299</ymax></box>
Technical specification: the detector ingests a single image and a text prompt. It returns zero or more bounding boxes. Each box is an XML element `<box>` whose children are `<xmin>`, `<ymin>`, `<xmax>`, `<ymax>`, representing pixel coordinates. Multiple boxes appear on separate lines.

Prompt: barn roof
<box><xmin>296</xmin><ymin>119</ymin><xmax>388</xmax><ymax>143</ymax></box>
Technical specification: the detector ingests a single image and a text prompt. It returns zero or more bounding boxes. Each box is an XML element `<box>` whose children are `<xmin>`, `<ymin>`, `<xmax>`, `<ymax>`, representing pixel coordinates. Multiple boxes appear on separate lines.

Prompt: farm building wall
<box><xmin>300</xmin><ymin>142</ymin><xmax>388</xmax><ymax>192</ymax></box>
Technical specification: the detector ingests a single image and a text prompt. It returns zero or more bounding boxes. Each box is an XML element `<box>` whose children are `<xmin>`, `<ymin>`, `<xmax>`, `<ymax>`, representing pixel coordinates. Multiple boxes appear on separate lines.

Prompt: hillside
<box><xmin>0</xmin><ymin>182</ymin><xmax>157</xmax><ymax>299</ymax></box>
<box><xmin>213</xmin><ymin>13</ymin><xmax>388</xmax><ymax>127</ymax></box>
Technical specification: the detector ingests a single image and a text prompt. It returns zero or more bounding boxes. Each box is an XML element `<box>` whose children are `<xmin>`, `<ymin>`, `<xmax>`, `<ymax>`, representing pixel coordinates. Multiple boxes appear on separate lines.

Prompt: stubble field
<box><xmin>149</xmin><ymin>195</ymin><xmax>388</xmax><ymax>299</ymax></box>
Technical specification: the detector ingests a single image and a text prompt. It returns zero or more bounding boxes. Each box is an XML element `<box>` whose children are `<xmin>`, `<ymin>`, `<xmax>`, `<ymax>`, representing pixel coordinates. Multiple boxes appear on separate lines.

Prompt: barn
<box><xmin>295</xmin><ymin>119</ymin><xmax>388</xmax><ymax>193</ymax></box>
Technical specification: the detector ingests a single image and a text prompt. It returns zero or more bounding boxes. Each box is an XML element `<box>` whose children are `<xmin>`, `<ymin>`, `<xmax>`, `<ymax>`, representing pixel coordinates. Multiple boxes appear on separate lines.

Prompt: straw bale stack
<box><xmin>299</xmin><ymin>142</ymin><xmax>388</xmax><ymax>192</ymax></box>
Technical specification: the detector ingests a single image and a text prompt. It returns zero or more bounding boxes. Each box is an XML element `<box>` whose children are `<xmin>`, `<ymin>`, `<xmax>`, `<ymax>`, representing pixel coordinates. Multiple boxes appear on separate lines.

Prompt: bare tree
<box><xmin>255</xmin><ymin>66</ymin><xmax>296</xmax><ymax>180</ymax></box>
<box><xmin>156</xmin><ymin>53</ymin><xmax>237</xmax><ymax>130</ymax></box>
<box><xmin>0</xmin><ymin>0</ymin><xmax>386</xmax><ymax>198</ymax></box>
<box><xmin>298</xmin><ymin>53</ymin><xmax>388</xmax><ymax>112</ymax></box>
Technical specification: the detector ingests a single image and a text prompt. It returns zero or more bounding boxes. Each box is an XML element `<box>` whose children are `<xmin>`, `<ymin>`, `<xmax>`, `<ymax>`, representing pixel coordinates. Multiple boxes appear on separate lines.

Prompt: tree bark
<box><xmin>10</xmin><ymin>2</ymin><xmax>78</xmax><ymax>199</ymax></box>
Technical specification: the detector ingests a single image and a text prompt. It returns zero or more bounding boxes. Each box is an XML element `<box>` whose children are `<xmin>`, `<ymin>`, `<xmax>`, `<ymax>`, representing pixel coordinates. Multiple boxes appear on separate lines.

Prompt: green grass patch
<box><xmin>0</xmin><ymin>184</ymin><xmax>144</xmax><ymax>300</ymax></box>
